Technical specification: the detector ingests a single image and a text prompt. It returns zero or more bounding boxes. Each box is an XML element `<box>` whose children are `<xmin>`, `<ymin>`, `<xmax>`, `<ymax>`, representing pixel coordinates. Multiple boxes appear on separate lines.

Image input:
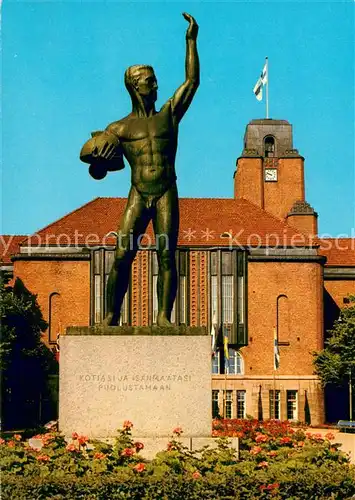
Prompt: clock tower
<box><xmin>234</xmin><ymin>119</ymin><xmax>318</xmax><ymax>236</ymax></box>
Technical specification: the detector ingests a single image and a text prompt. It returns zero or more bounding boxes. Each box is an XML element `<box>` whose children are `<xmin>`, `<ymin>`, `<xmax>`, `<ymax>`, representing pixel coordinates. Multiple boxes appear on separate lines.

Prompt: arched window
<box><xmin>264</xmin><ymin>136</ymin><xmax>275</xmax><ymax>158</ymax></box>
<box><xmin>227</xmin><ymin>349</ymin><xmax>244</xmax><ymax>375</ymax></box>
<box><xmin>212</xmin><ymin>349</ymin><xmax>244</xmax><ymax>375</ymax></box>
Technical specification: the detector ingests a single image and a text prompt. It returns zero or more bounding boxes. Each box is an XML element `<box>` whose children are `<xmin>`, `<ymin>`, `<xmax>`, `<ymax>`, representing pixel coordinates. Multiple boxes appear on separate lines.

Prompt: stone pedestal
<box><xmin>59</xmin><ymin>326</ymin><xmax>211</xmax><ymax>438</ymax></box>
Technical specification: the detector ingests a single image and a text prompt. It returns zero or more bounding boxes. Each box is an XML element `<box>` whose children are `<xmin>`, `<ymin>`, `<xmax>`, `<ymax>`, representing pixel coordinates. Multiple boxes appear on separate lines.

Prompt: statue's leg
<box><xmin>103</xmin><ymin>186</ymin><xmax>150</xmax><ymax>326</ymax></box>
<box><xmin>153</xmin><ymin>184</ymin><xmax>179</xmax><ymax>327</ymax></box>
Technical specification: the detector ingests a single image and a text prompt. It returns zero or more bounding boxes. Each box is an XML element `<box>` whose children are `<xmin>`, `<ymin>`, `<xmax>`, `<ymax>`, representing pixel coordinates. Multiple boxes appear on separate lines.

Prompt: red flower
<box><xmin>66</xmin><ymin>443</ymin><xmax>77</xmax><ymax>452</ymax></box>
<box><xmin>7</xmin><ymin>440</ymin><xmax>15</xmax><ymax>448</ymax></box>
<box><xmin>279</xmin><ymin>436</ymin><xmax>292</xmax><ymax>444</ymax></box>
<box><xmin>72</xmin><ymin>432</ymin><xmax>79</xmax><ymax>440</ymax></box>
<box><xmin>268</xmin><ymin>450</ymin><xmax>277</xmax><ymax>457</ymax></box>
<box><xmin>266</xmin><ymin>483</ymin><xmax>279</xmax><ymax>490</ymax></box>
<box><xmin>0</xmin><ymin>438</ymin><xmax>5</xmax><ymax>445</ymax></box>
<box><xmin>94</xmin><ymin>452</ymin><xmax>107</xmax><ymax>459</ymax></box>
<box><xmin>250</xmin><ymin>446</ymin><xmax>262</xmax><ymax>455</ymax></box>
<box><xmin>255</xmin><ymin>433</ymin><xmax>268</xmax><ymax>443</ymax></box>
<box><xmin>121</xmin><ymin>447</ymin><xmax>135</xmax><ymax>457</ymax></box>
<box><xmin>14</xmin><ymin>434</ymin><xmax>22</xmax><ymax>441</ymax></box>
<box><xmin>325</xmin><ymin>432</ymin><xmax>335</xmax><ymax>441</ymax></box>
<box><xmin>134</xmin><ymin>441</ymin><xmax>144</xmax><ymax>451</ymax></box>
<box><xmin>173</xmin><ymin>427</ymin><xmax>183</xmax><ymax>436</ymax></box>
<box><xmin>258</xmin><ymin>461</ymin><xmax>269</xmax><ymax>468</ymax></box>
<box><xmin>78</xmin><ymin>435</ymin><xmax>88</xmax><ymax>446</ymax></box>
<box><xmin>123</xmin><ymin>421</ymin><xmax>133</xmax><ymax>430</ymax></box>
<box><xmin>192</xmin><ymin>471</ymin><xmax>201</xmax><ymax>479</ymax></box>
<box><xmin>36</xmin><ymin>454</ymin><xmax>50</xmax><ymax>462</ymax></box>
<box><xmin>313</xmin><ymin>433</ymin><xmax>323</xmax><ymax>441</ymax></box>
<box><xmin>133</xmin><ymin>462</ymin><xmax>146</xmax><ymax>473</ymax></box>
<box><xmin>41</xmin><ymin>433</ymin><xmax>55</xmax><ymax>446</ymax></box>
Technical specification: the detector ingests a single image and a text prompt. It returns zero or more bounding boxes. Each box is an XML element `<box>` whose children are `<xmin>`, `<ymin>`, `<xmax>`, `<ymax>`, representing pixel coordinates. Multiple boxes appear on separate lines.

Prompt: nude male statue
<box><xmin>80</xmin><ymin>13</ymin><xmax>199</xmax><ymax>327</ymax></box>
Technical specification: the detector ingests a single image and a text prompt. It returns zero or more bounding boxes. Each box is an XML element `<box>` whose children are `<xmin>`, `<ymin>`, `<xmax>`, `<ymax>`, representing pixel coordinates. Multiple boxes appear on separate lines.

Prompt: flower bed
<box><xmin>1</xmin><ymin>420</ymin><xmax>355</xmax><ymax>499</ymax></box>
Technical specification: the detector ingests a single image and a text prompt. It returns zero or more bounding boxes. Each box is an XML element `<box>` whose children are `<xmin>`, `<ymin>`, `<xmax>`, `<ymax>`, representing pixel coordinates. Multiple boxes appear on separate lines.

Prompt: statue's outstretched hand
<box><xmin>183</xmin><ymin>12</ymin><xmax>198</xmax><ymax>40</ymax></box>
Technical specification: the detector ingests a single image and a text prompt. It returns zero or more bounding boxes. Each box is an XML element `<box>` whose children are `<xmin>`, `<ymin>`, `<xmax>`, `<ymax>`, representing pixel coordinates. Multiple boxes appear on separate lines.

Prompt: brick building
<box><xmin>2</xmin><ymin>119</ymin><xmax>354</xmax><ymax>424</ymax></box>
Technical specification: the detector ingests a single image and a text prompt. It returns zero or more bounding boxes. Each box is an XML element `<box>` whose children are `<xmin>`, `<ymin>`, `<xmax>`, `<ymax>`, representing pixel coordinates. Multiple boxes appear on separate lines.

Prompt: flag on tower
<box><xmin>274</xmin><ymin>328</ymin><xmax>280</xmax><ymax>370</ymax></box>
<box><xmin>253</xmin><ymin>59</ymin><xmax>268</xmax><ymax>101</ymax></box>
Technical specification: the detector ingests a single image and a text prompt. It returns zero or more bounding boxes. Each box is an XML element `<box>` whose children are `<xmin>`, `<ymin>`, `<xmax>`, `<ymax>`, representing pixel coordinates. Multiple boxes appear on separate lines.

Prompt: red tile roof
<box><xmin>0</xmin><ymin>235</ymin><xmax>27</xmax><ymax>264</ymax></box>
<box><xmin>319</xmin><ymin>238</ymin><xmax>355</xmax><ymax>267</ymax></box>
<box><xmin>22</xmin><ymin>197</ymin><xmax>316</xmax><ymax>249</ymax></box>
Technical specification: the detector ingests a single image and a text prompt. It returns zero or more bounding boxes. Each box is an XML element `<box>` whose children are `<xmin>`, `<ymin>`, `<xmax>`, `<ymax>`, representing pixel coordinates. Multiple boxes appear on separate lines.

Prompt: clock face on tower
<box><xmin>264</xmin><ymin>168</ymin><xmax>278</xmax><ymax>182</ymax></box>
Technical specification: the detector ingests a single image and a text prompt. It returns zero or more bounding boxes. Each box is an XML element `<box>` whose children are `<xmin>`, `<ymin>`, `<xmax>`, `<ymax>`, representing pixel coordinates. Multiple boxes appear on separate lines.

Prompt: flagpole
<box><xmin>266</xmin><ymin>57</ymin><xmax>269</xmax><ymax>119</ymax></box>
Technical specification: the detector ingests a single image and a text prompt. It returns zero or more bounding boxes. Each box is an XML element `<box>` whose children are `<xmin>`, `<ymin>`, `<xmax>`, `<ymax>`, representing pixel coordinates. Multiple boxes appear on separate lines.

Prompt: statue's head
<box><xmin>124</xmin><ymin>65</ymin><xmax>158</xmax><ymax>105</ymax></box>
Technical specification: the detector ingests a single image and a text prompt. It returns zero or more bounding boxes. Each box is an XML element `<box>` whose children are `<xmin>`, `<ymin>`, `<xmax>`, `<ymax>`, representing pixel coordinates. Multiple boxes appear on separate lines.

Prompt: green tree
<box><xmin>313</xmin><ymin>295</ymin><xmax>355</xmax><ymax>418</ymax></box>
<box><xmin>1</xmin><ymin>277</ymin><xmax>58</xmax><ymax>429</ymax></box>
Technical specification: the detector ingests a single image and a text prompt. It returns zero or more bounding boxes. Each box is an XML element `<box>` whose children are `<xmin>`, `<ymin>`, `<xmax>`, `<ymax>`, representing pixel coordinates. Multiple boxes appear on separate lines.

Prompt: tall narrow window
<box><xmin>222</xmin><ymin>252</ymin><xmax>233</xmax><ymax>326</ymax></box>
<box><xmin>269</xmin><ymin>390</ymin><xmax>281</xmax><ymax>419</ymax></box>
<box><xmin>237</xmin><ymin>252</ymin><xmax>245</xmax><ymax>326</ymax></box>
<box><xmin>211</xmin><ymin>251</ymin><xmax>218</xmax><ymax>320</ymax></box>
<box><xmin>287</xmin><ymin>390</ymin><xmax>298</xmax><ymax>421</ymax></box>
<box><xmin>211</xmin><ymin>351</ymin><xmax>220</xmax><ymax>374</ymax></box>
<box><xmin>224</xmin><ymin>390</ymin><xmax>233</xmax><ymax>419</ymax></box>
<box><xmin>92</xmin><ymin>249</ymin><xmax>129</xmax><ymax>325</ymax></box>
<box><xmin>212</xmin><ymin>390</ymin><xmax>220</xmax><ymax>418</ymax></box>
<box><xmin>93</xmin><ymin>250</ymin><xmax>102</xmax><ymax>324</ymax></box>
<box><xmin>104</xmin><ymin>250</ymin><xmax>129</xmax><ymax>325</ymax></box>
<box><xmin>236</xmin><ymin>390</ymin><xmax>246</xmax><ymax>418</ymax></box>
<box><xmin>152</xmin><ymin>252</ymin><xmax>159</xmax><ymax>324</ymax></box>
<box><xmin>209</xmin><ymin>251</ymin><xmax>247</xmax><ymax>347</ymax></box>
<box><xmin>152</xmin><ymin>251</ymin><xmax>177</xmax><ymax>325</ymax></box>
<box><xmin>179</xmin><ymin>251</ymin><xmax>188</xmax><ymax>324</ymax></box>
<box><xmin>94</xmin><ymin>275</ymin><xmax>101</xmax><ymax>324</ymax></box>
<box><xmin>264</xmin><ymin>136</ymin><xmax>275</xmax><ymax>157</ymax></box>
<box><xmin>228</xmin><ymin>349</ymin><xmax>244</xmax><ymax>375</ymax></box>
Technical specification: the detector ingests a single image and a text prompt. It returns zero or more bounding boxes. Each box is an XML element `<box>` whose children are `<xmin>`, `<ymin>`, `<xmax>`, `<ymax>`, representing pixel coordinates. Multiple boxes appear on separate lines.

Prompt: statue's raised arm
<box><xmin>170</xmin><ymin>13</ymin><xmax>200</xmax><ymax>123</ymax></box>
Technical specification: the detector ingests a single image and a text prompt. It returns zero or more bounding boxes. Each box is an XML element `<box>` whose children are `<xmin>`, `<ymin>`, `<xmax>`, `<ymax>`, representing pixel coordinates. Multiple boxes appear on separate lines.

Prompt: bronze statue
<box><xmin>80</xmin><ymin>13</ymin><xmax>199</xmax><ymax>327</ymax></box>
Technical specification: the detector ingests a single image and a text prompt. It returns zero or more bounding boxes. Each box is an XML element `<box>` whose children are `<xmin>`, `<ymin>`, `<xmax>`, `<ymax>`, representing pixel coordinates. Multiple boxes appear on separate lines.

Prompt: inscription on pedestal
<box><xmin>78</xmin><ymin>372</ymin><xmax>193</xmax><ymax>392</ymax></box>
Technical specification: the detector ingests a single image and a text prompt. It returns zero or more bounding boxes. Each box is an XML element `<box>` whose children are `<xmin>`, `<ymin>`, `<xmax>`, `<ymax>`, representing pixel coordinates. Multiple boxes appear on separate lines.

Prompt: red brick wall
<box><xmin>263</xmin><ymin>158</ymin><xmax>304</xmax><ymax>219</ymax></box>
<box><xmin>234</xmin><ymin>158</ymin><xmax>264</xmax><ymax>208</ymax></box>
<box><xmin>287</xmin><ymin>213</ymin><xmax>318</xmax><ymax>236</ymax></box>
<box><xmin>235</xmin><ymin>157</ymin><xmax>305</xmax><ymax>221</ymax></box>
<box><xmin>242</xmin><ymin>261</ymin><xmax>323</xmax><ymax>376</ymax></box>
<box><xmin>325</xmin><ymin>280</ymin><xmax>355</xmax><ymax>308</ymax></box>
<box><xmin>13</xmin><ymin>260</ymin><xmax>91</xmax><ymax>344</ymax></box>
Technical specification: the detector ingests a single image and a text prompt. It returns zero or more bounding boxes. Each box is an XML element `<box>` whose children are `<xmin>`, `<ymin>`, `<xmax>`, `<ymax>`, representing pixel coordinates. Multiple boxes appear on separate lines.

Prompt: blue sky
<box><xmin>2</xmin><ymin>0</ymin><xmax>354</xmax><ymax>237</ymax></box>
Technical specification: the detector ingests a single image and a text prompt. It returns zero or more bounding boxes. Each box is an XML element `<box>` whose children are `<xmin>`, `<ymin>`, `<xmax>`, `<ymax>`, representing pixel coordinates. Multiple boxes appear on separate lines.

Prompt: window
<box><xmin>227</xmin><ymin>349</ymin><xmax>244</xmax><ymax>375</ymax></box>
<box><xmin>224</xmin><ymin>390</ymin><xmax>233</xmax><ymax>419</ymax></box>
<box><xmin>264</xmin><ymin>136</ymin><xmax>275</xmax><ymax>157</ymax></box>
<box><xmin>287</xmin><ymin>390</ymin><xmax>298</xmax><ymax>421</ymax></box>
<box><xmin>212</xmin><ymin>351</ymin><xmax>220</xmax><ymax>374</ymax></box>
<box><xmin>269</xmin><ymin>390</ymin><xmax>281</xmax><ymax>419</ymax></box>
<box><xmin>152</xmin><ymin>252</ymin><xmax>159</xmax><ymax>324</ymax></box>
<box><xmin>236</xmin><ymin>390</ymin><xmax>246</xmax><ymax>419</ymax></box>
<box><xmin>151</xmin><ymin>251</ymin><xmax>188</xmax><ymax>325</ymax></box>
<box><xmin>92</xmin><ymin>249</ymin><xmax>129</xmax><ymax>325</ymax></box>
<box><xmin>212</xmin><ymin>390</ymin><xmax>220</xmax><ymax>418</ymax></box>
<box><xmin>222</xmin><ymin>252</ymin><xmax>233</xmax><ymax>325</ymax></box>
<box><xmin>94</xmin><ymin>275</ymin><xmax>101</xmax><ymax>324</ymax></box>
<box><xmin>210</xmin><ymin>251</ymin><xmax>247</xmax><ymax>346</ymax></box>
<box><xmin>178</xmin><ymin>251</ymin><xmax>188</xmax><ymax>324</ymax></box>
